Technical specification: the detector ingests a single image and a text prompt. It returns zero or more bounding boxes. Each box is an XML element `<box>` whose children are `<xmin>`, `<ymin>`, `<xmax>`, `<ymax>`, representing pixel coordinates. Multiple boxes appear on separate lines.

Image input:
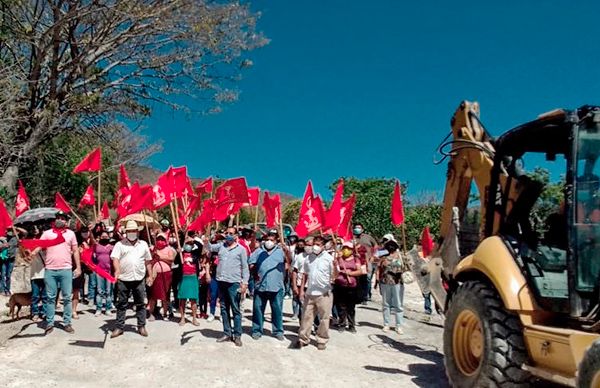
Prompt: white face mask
<box><xmin>264</xmin><ymin>240</ymin><xmax>276</xmax><ymax>250</ymax></box>
<box><xmin>312</xmin><ymin>245</ymin><xmax>323</xmax><ymax>255</ymax></box>
<box><xmin>126</xmin><ymin>232</ymin><xmax>138</xmax><ymax>242</ymax></box>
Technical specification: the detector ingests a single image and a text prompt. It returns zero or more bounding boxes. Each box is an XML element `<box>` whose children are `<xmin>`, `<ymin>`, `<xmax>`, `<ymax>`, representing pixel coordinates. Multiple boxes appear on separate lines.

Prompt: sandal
<box><xmin>192</xmin><ymin>320</ymin><xmax>200</xmax><ymax>327</ymax></box>
<box><xmin>178</xmin><ymin>320</ymin><xmax>186</xmax><ymax>326</ymax></box>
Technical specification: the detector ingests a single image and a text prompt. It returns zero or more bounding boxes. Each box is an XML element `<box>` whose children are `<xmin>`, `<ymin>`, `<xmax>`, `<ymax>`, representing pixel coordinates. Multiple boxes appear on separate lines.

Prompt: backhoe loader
<box><xmin>413</xmin><ymin>101</ymin><xmax>600</xmax><ymax>387</ymax></box>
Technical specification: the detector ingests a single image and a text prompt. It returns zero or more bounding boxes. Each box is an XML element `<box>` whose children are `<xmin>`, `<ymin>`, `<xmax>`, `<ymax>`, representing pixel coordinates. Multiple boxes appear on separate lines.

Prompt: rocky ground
<box><xmin>0</xmin><ymin>282</ymin><xmax>447</xmax><ymax>388</ymax></box>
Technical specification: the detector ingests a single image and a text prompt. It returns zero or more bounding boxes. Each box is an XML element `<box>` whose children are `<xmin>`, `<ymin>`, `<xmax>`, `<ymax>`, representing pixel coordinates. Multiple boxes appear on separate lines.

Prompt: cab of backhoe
<box><xmin>486</xmin><ymin>106</ymin><xmax>600</xmax><ymax>321</ymax></box>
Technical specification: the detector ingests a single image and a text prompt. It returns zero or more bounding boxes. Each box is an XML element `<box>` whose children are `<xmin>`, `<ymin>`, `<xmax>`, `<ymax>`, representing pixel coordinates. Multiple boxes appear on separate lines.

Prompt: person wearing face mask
<box><xmin>177</xmin><ymin>239</ymin><xmax>201</xmax><ymax>326</ymax></box>
<box><xmin>35</xmin><ymin>210</ymin><xmax>81</xmax><ymax>335</ymax></box>
<box><xmin>248</xmin><ymin>231</ymin><xmax>290</xmax><ymax>341</ymax></box>
<box><xmin>352</xmin><ymin>223</ymin><xmax>378</xmax><ymax>304</ymax></box>
<box><xmin>147</xmin><ymin>234</ymin><xmax>175</xmax><ymax>320</ymax></box>
<box><xmin>93</xmin><ymin>231</ymin><xmax>114</xmax><ymax>316</ymax></box>
<box><xmin>284</xmin><ymin>234</ymin><xmax>298</xmax><ymax>300</ymax></box>
<box><xmin>376</xmin><ymin>238</ymin><xmax>407</xmax><ymax>335</ymax></box>
<box><xmin>110</xmin><ymin>221</ymin><xmax>153</xmax><ymax>338</ymax></box>
<box><xmin>204</xmin><ymin>227</ymin><xmax>249</xmax><ymax>347</ymax></box>
<box><xmin>295</xmin><ymin>236</ymin><xmax>337</xmax><ymax>350</ymax></box>
<box><xmin>291</xmin><ymin>237</ymin><xmax>312</xmax><ymax>320</ymax></box>
<box><xmin>333</xmin><ymin>241</ymin><xmax>367</xmax><ymax>334</ymax></box>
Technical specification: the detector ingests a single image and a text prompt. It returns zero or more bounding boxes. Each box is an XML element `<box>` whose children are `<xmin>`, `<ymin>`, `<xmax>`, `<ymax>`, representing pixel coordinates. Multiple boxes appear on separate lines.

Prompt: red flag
<box><xmin>295</xmin><ymin>182</ymin><xmax>325</xmax><ymax>238</ymax></box>
<box><xmin>246</xmin><ymin>187</ymin><xmax>260</xmax><ymax>207</ymax></box>
<box><xmin>337</xmin><ymin>194</ymin><xmax>356</xmax><ymax>240</ymax></box>
<box><xmin>15</xmin><ymin>180</ymin><xmax>30</xmax><ymax>217</ymax></box>
<box><xmin>100</xmin><ymin>201</ymin><xmax>111</xmax><ymax>220</ymax></box>
<box><xmin>0</xmin><ymin>199</ymin><xmax>13</xmax><ymax>236</ymax></box>
<box><xmin>196</xmin><ymin>177</ymin><xmax>213</xmax><ymax>195</ymax></box>
<box><xmin>262</xmin><ymin>192</ymin><xmax>282</xmax><ymax>228</ymax></box>
<box><xmin>188</xmin><ymin>199</ymin><xmax>215</xmax><ymax>232</ymax></box>
<box><xmin>73</xmin><ymin>147</ymin><xmax>102</xmax><ymax>173</ymax></box>
<box><xmin>391</xmin><ymin>180</ymin><xmax>405</xmax><ymax>226</ymax></box>
<box><xmin>116</xmin><ymin>182</ymin><xmax>136</xmax><ymax>219</ymax></box>
<box><xmin>119</xmin><ymin>164</ymin><xmax>131</xmax><ymax>189</ymax></box>
<box><xmin>324</xmin><ymin>179</ymin><xmax>344</xmax><ymax>231</ymax></box>
<box><xmin>55</xmin><ymin>192</ymin><xmax>71</xmax><ymax>214</ymax></box>
<box><xmin>152</xmin><ymin>171</ymin><xmax>173</xmax><ymax>210</ymax></box>
<box><xmin>186</xmin><ymin>195</ymin><xmax>203</xmax><ymax>219</ymax></box>
<box><xmin>78</xmin><ymin>185</ymin><xmax>96</xmax><ymax>208</ymax></box>
<box><xmin>129</xmin><ymin>184</ymin><xmax>154</xmax><ymax>214</ymax></box>
<box><xmin>20</xmin><ymin>234</ymin><xmax>65</xmax><ymax>250</ymax></box>
<box><xmin>170</xmin><ymin>166</ymin><xmax>194</xmax><ymax>199</ymax></box>
<box><xmin>213</xmin><ymin>202</ymin><xmax>242</xmax><ymax>222</ymax></box>
<box><xmin>421</xmin><ymin>226</ymin><xmax>434</xmax><ymax>258</ymax></box>
<box><xmin>80</xmin><ymin>248</ymin><xmax>116</xmax><ymax>283</ymax></box>
<box><xmin>215</xmin><ymin>177</ymin><xmax>249</xmax><ymax>205</ymax></box>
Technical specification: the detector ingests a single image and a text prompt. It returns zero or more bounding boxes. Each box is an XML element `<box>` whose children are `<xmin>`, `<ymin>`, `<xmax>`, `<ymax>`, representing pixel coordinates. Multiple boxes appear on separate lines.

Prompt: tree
<box><xmin>282</xmin><ymin>199</ymin><xmax>301</xmax><ymax>226</ymax></box>
<box><xmin>528</xmin><ymin>167</ymin><xmax>564</xmax><ymax>235</ymax></box>
<box><xmin>0</xmin><ymin>0</ymin><xmax>268</xmax><ymax>194</ymax></box>
<box><xmin>328</xmin><ymin>177</ymin><xmax>442</xmax><ymax>248</ymax></box>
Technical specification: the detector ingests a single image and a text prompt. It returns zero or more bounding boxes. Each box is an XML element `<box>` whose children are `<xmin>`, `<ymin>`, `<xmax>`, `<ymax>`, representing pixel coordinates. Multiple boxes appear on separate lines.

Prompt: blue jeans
<box><xmin>252</xmin><ymin>289</ymin><xmax>284</xmax><ymax>336</ymax></box>
<box><xmin>44</xmin><ymin>269</ymin><xmax>73</xmax><ymax>326</ymax></box>
<box><xmin>209</xmin><ymin>278</ymin><xmax>219</xmax><ymax>315</ymax></box>
<box><xmin>218</xmin><ymin>281</ymin><xmax>242</xmax><ymax>338</ymax></box>
<box><xmin>0</xmin><ymin>259</ymin><xmax>15</xmax><ymax>293</ymax></box>
<box><xmin>96</xmin><ymin>274</ymin><xmax>113</xmax><ymax>310</ymax></box>
<box><xmin>87</xmin><ymin>272</ymin><xmax>97</xmax><ymax>302</ymax></box>
<box><xmin>423</xmin><ymin>292</ymin><xmax>432</xmax><ymax>314</ymax></box>
<box><xmin>380</xmin><ymin>283</ymin><xmax>404</xmax><ymax>327</ymax></box>
<box><xmin>31</xmin><ymin>278</ymin><xmax>47</xmax><ymax>317</ymax></box>
<box><xmin>248</xmin><ymin>276</ymin><xmax>255</xmax><ymax>297</ymax></box>
<box><xmin>293</xmin><ymin>294</ymin><xmax>302</xmax><ymax>318</ymax></box>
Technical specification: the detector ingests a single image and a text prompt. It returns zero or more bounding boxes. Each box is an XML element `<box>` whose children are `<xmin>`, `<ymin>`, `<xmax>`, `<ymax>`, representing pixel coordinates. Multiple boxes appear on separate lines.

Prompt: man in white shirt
<box><xmin>295</xmin><ymin>236</ymin><xmax>337</xmax><ymax>350</ymax></box>
<box><xmin>291</xmin><ymin>237</ymin><xmax>312</xmax><ymax>320</ymax></box>
<box><xmin>110</xmin><ymin>221</ymin><xmax>152</xmax><ymax>338</ymax></box>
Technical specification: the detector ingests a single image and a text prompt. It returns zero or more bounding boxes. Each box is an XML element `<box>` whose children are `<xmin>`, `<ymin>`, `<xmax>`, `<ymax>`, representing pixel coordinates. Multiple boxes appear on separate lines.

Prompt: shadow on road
<box><xmin>357</xmin><ymin>321</ymin><xmax>383</xmax><ymax>330</ymax></box>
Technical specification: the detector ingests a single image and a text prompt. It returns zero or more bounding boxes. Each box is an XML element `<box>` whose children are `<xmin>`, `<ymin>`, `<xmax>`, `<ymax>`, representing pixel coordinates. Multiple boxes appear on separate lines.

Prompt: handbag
<box><xmin>401</xmin><ymin>270</ymin><xmax>415</xmax><ymax>284</ymax></box>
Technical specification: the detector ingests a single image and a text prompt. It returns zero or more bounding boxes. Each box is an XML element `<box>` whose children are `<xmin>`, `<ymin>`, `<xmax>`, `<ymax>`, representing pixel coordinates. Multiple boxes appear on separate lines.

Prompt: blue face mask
<box><xmin>183</xmin><ymin>244</ymin><xmax>193</xmax><ymax>253</ymax></box>
<box><xmin>353</xmin><ymin>228</ymin><xmax>362</xmax><ymax>236</ymax></box>
<box><xmin>224</xmin><ymin>235</ymin><xmax>235</xmax><ymax>244</ymax></box>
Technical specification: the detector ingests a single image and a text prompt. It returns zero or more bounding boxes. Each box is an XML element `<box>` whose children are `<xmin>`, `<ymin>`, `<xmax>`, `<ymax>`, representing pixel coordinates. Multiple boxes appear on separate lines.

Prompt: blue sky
<box><xmin>143</xmin><ymin>0</ymin><xmax>600</xmax><ymax>200</ymax></box>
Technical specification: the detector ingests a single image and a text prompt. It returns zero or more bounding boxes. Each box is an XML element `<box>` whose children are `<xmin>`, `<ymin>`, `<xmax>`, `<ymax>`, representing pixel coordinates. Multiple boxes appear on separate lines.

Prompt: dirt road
<box><xmin>0</xmin><ymin>282</ymin><xmax>447</xmax><ymax>388</ymax></box>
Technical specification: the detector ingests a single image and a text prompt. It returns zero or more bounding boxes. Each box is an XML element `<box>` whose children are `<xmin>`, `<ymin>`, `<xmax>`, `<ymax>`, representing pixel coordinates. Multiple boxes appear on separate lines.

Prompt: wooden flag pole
<box><xmin>235</xmin><ymin>212</ymin><xmax>240</xmax><ymax>228</ymax></box>
<box><xmin>401</xmin><ymin>223</ymin><xmax>408</xmax><ymax>254</ymax></box>
<box><xmin>253</xmin><ymin>205</ymin><xmax>259</xmax><ymax>230</ymax></box>
<box><xmin>92</xmin><ymin>204</ymin><xmax>98</xmax><ymax>222</ymax></box>
<box><xmin>97</xmin><ymin>170</ymin><xmax>102</xmax><ymax>220</ymax></box>
<box><xmin>169</xmin><ymin>201</ymin><xmax>183</xmax><ymax>254</ymax></box>
<box><xmin>142</xmin><ymin>210</ymin><xmax>154</xmax><ymax>246</ymax></box>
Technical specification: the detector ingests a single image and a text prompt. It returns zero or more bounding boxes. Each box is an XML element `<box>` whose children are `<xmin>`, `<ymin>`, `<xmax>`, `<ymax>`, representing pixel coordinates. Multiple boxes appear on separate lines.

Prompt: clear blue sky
<box><xmin>143</xmin><ymin>0</ymin><xmax>600</xmax><ymax>200</ymax></box>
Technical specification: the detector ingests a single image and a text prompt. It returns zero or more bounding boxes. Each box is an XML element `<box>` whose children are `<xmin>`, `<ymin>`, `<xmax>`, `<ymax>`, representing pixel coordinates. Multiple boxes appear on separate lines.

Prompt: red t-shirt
<box><xmin>182</xmin><ymin>252</ymin><xmax>196</xmax><ymax>275</ymax></box>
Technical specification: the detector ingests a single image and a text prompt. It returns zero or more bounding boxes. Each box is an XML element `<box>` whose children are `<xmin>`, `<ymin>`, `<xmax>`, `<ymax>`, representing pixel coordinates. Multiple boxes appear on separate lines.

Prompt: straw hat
<box><xmin>124</xmin><ymin>220</ymin><xmax>142</xmax><ymax>231</ymax></box>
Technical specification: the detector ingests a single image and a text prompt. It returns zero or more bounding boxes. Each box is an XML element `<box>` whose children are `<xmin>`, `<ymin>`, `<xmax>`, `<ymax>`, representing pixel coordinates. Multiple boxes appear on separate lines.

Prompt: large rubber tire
<box><xmin>577</xmin><ymin>340</ymin><xmax>600</xmax><ymax>388</ymax></box>
<box><xmin>443</xmin><ymin>280</ymin><xmax>532</xmax><ymax>387</ymax></box>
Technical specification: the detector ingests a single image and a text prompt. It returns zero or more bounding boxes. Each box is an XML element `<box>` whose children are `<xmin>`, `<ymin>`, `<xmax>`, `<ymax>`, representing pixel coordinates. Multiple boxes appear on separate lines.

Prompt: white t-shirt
<box><xmin>301</xmin><ymin>251</ymin><xmax>334</xmax><ymax>296</ymax></box>
<box><xmin>30</xmin><ymin>252</ymin><xmax>46</xmax><ymax>280</ymax></box>
<box><xmin>111</xmin><ymin>239</ymin><xmax>152</xmax><ymax>281</ymax></box>
<box><xmin>292</xmin><ymin>252</ymin><xmax>309</xmax><ymax>287</ymax></box>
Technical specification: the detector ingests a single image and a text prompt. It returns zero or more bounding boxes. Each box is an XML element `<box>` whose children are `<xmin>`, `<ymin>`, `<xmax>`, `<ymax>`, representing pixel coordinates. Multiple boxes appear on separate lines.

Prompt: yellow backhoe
<box><xmin>414</xmin><ymin>101</ymin><xmax>600</xmax><ymax>387</ymax></box>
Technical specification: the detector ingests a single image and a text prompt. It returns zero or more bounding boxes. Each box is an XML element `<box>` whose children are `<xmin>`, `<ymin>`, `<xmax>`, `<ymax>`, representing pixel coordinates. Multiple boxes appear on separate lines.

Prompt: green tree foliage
<box><xmin>528</xmin><ymin>167</ymin><xmax>564</xmax><ymax>234</ymax></box>
<box><xmin>327</xmin><ymin>177</ymin><xmax>442</xmax><ymax>248</ymax></box>
<box><xmin>282</xmin><ymin>200</ymin><xmax>302</xmax><ymax>226</ymax></box>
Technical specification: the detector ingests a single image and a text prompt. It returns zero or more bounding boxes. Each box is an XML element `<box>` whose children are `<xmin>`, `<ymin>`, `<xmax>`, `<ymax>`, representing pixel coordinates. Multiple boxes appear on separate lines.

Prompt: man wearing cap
<box><xmin>204</xmin><ymin>226</ymin><xmax>249</xmax><ymax>347</ymax></box>
<box><xmin>248</xmin><ymin>230</ymin><xmax>290</xmax><ymax>341</ymax></box>
<box><xmin>110</xmin><ymin>220</ymin><xmax>153</xmax><ymax>338</ymax></box>
<box><xmin>38</xmin><ymin>210</ymin><xmax>81</xmax><ymax>334</ymax></box>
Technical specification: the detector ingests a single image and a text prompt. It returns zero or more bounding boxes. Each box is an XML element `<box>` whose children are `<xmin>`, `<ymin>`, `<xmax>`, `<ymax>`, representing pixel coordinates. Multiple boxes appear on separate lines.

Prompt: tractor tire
<box><xmin>443</xmin><ymin>280</ymin><xmax>532</xmax><ymax>387</ymax></box>
<box><xmin>577</xmin><ymin>340</ymin><xmax>600</xmax><ymax>388</ymax></box>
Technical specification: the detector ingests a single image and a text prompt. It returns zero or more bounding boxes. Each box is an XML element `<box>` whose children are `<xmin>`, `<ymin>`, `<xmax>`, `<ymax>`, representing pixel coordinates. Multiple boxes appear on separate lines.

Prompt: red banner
<box><xmin>73</xmin><ymin>147</ymin><xmax>102</xmax><ymax>173</ymax></box>
<box><xmin>78</xmin><ymin>185</ymin><xmax>96</xmax><ymax>208</ymax></box>
<box><xmin>15</xmin><ymin>180</ymin><xmax>30</xmax><ymax>217</ymax></box>
<box><xmin>55</xmin><ymin>192</ymin><xmax>71</xmax><ymax>214</ymax></box>
<box><xmin>295</xmin><ymin>181</ymin><xmax>325</xmax><ymax>238</ymax></box>
<box><xmin>391</xmin><ymin>180</ymin><xmax>405</xmax><ymax>226</ymax></box>
<box><xmin>100</xmin><ymin>201</ymin><xmax>111</xmax><ymax>220</ymax></box>
<box><xmin>215</xmin><ymin>177</ymin><xmax>249</xmax><ymax>205</ymax></box>
<box><xmin>421</xmin><ymin>226</ymin><xmax>434</xmax><ymax>258</ymax></box>
<box><xmin>0</xmin><ymin>199</ymin><xmax>13</xmax><ymax>236</ymax></box>
<box><xmin>119</xmin><ymin>164</ymin><xmax>131</xmax><ymax>189</ymax></box>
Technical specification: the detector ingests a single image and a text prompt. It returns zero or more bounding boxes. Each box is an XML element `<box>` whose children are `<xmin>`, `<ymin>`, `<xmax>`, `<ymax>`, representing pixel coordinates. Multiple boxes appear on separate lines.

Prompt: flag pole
<box><xmin>253</xmin><ymin>205</ymin><xmax>259</xmax><ymax>230</ymax></box>
<box><xmin>235</xmin><ymin>212</ymin><xmax>240</xmax><ymax>228</ymax></box>
<box><xmin>169</xmin><ymin>201</ymin><xmax>183</xmax><ymax>254</ymax></box>
<box><xmin>97</xmin><ymin>170</ymin><xmax>102</xmax><ymax>220</ymax></box>
<box><xmin>92</xmin><ymin>204</ymin><xmax>98</xmax><ymax>222</ymax></box>
<box><xmin>142</xmin><ymin>210</ymin><xmax>154</xmax><ymax>246</ymax></box>
<box><xmin>401</xmin><ymin>223</ymin><xmax>408</xmax><ymax>254</ymax></box>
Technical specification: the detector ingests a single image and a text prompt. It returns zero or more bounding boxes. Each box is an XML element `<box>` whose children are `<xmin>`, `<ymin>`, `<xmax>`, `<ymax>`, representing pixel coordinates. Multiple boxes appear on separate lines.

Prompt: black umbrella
<box><xmin>14</xmin><ymin>207</ymin><xmax>60</xmax><ymax>225</ymax></box>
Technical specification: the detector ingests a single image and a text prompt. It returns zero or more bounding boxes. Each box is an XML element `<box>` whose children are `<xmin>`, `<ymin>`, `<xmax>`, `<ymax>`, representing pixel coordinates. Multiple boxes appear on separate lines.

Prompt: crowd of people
<box><xmin>1</xmin><ymin>210</ymin><xmax>425</xmax><ymax>350</ymax></box>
